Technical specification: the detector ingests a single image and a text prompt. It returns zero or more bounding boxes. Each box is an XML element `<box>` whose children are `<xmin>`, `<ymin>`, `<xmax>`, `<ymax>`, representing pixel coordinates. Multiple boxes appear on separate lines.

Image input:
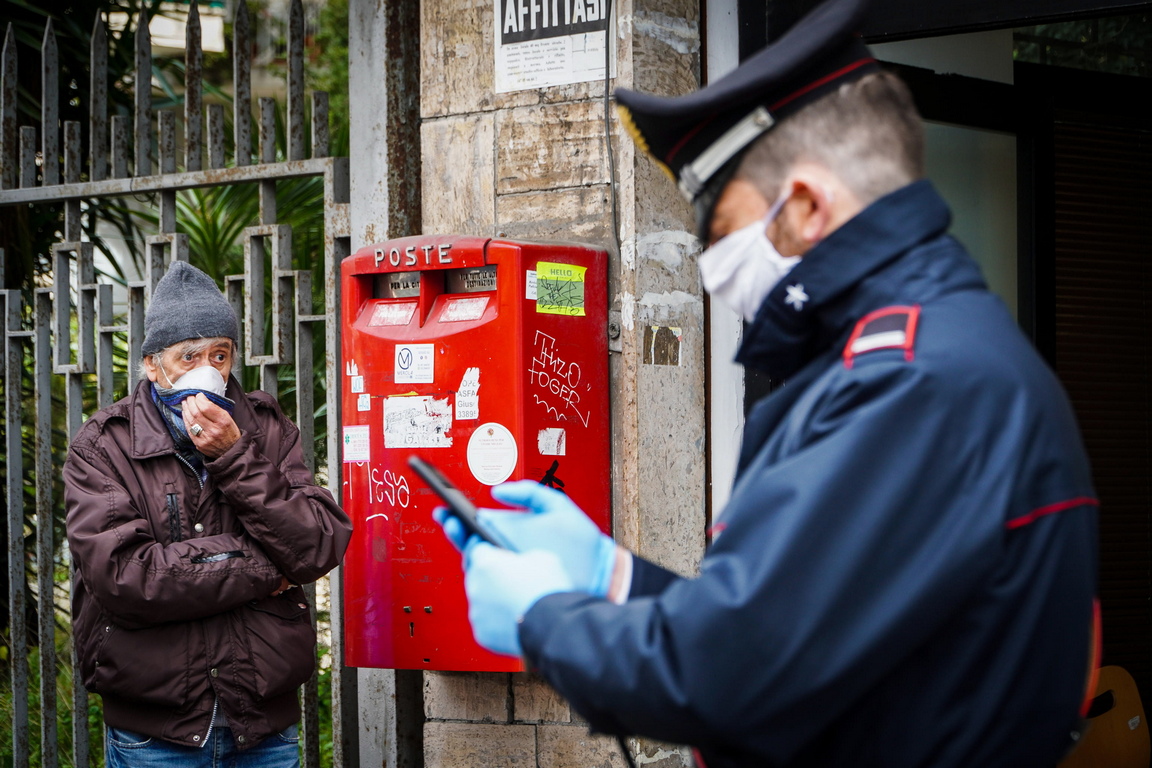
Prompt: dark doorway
<box><xmin>1020</xmin><ymin>61</ymin><xmax>1152</xmax><ymax>706</ymax></box>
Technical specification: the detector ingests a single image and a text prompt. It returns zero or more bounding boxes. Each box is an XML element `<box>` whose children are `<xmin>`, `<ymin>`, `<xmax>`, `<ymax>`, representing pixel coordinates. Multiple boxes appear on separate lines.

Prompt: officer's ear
<box><xmin>777</xmin><ymin>165</ymin><xmax>861</xmax><ymax>254</ymax></box>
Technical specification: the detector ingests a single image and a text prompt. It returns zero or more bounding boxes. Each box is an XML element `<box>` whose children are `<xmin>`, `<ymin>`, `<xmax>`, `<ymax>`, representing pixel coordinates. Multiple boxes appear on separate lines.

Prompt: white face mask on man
<box><xmin>698</xmin><ymin>196</ymin><xmax>800</xmax><ymax>323</ymax></box>
<box><xmin>164</xmin><ymin>365</ymin><xmax>228</xmax><ymax>398</ymax></box>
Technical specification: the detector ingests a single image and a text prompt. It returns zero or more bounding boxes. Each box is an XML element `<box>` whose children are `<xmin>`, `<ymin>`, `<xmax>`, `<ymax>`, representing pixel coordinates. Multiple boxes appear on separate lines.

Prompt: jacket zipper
<box><xmin>166</xmin><ymin>493</ymin><xmax>182</xmax><ymax>543</ymax></box>
<box><xmin>176</xmin><ymin>453</ymin><xmax>205</xmax><ymax>489</ymax></box>
<box><xmin>201</xmin><ymin>696</ymin><xmax>218</xmax><ymax>748</ymax></box>
<box><xmin>178</xmin><ymin>451</ymin><xmax>217</xmax><ymax>749</ymax></box>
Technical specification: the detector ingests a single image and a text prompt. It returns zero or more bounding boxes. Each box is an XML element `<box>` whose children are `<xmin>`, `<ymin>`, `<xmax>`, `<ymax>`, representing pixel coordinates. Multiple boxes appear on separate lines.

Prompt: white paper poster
<box><xmin>383</xmin><ymin>396</ymin><xmax>453</xmax><ymax>449</ymax></box>
<box><xmin>494</xmin><ymin>0</ymin><xmax>615</xmax><ymax>93</ymax></box>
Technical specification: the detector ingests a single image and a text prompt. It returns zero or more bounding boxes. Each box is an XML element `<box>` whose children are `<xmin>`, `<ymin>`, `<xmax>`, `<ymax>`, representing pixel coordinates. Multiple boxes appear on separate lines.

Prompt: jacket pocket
<box><xmin>243</xmin><ymin>590</ymin><xmax>316</xmax><ymax>701</ymax></box>
<box><xmin>89</xmin><ymin>620</ymin><xmax>192</xmax><ymax>707</ymax></box>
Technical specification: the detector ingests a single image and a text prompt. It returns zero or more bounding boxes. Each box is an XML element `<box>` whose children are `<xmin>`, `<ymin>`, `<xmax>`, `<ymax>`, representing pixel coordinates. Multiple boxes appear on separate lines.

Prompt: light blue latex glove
<box><xmin>463</xmin><ymin>540</ymin><xmax>574</xmax><ymax>657</ymax></box>
<box><xmin>435</xmin><ymin>480</ymin><xmax>616</xmax><ymax>597</ymax></box>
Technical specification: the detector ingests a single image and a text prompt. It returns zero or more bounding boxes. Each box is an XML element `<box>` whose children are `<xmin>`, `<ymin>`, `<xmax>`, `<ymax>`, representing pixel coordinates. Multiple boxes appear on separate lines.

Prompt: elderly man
<box><xmin>439</xmin><ymin>0</ymin><xmax>1099</xmax><ymax>765</ymax></box>
<box><xmin>64</xmin><ymin>260</ymin><xmax>352</xmax><ymax>767</ymax></box>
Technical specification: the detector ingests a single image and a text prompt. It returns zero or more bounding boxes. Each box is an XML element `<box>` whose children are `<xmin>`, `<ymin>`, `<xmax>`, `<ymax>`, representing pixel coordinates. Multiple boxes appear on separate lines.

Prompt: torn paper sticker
<box><xmin>383</xmin><ymin>396</ymin><xmax>453</xmax><ymax>449</ymax></box>
<box><xmin>537</xmin><ymin>428</ymin><xmax>566</xmax><ymax>456</ymax></box>
<box><xmin>457</xmin><ymin>367</ymin><xmax>480</xmax><ymax>420</ymax></box>
<box><xmin>536</xmin><ymin>261</ymin><xmax>586</xmax><ymax>316</ymax></box>
<box><xmin>342</xmin><ymin>425</ymin><xmax>370</xmax><ymax>463</ymax></box>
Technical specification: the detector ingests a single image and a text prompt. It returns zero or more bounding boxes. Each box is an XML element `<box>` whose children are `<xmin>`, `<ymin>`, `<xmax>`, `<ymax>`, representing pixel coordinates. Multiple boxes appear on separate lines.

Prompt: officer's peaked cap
<box><xmin>615</xmin><ymin>0</ymin><xmax>877</xmax><ymax>230</ymax></box>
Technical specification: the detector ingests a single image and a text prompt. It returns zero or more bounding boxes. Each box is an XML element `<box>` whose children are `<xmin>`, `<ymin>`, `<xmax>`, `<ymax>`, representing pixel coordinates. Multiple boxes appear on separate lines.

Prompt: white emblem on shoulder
<box><xmin>785</xmin><ymin>283</ymin><xmax>809</xmax><ymax>311</ymax></box>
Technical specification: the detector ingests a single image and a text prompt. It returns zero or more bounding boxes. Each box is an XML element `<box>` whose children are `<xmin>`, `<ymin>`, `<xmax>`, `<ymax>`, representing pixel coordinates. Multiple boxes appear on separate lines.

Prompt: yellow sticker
<box><xmin>535</xmin><ymin>261</ymin><xmax>586</xmax><ymax>316</ymax></box>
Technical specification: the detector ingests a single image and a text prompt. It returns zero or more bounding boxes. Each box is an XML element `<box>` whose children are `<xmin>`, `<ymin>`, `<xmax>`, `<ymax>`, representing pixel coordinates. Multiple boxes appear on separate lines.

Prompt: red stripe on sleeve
<box><xmin>1005</xmin><ymin>496</ymin><xmax>1099</xmax><ymax>530</ymax></box>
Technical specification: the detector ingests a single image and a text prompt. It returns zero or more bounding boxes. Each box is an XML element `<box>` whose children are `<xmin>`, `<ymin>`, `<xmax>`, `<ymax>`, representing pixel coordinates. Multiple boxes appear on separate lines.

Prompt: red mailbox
<box><xmin>340</xmin><ymin>235</ymin><xmax>610</xmax><ymax>671</ymax></box>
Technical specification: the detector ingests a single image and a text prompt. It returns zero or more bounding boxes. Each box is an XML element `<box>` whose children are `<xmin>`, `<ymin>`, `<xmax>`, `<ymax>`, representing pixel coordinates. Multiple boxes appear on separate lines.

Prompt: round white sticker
<box><xmin>467</xmin><ymin>422</ymin><xmax>518</xmax><ymax>486</ymax></box>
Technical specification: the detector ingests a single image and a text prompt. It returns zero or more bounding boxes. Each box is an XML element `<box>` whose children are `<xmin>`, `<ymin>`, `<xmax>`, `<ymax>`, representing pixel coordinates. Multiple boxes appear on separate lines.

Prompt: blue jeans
<box><xmin>105</xmin><ymin>725</ymin><xmax>300</xmax><ymax>768</ymax></box>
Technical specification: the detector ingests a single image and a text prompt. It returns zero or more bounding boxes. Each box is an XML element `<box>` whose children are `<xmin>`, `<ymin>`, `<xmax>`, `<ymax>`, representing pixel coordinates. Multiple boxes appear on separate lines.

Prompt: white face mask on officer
<box><xmin>698</xmin><ymin>195</ymin><xmax>800</xmax><ymax>323</ymax></box>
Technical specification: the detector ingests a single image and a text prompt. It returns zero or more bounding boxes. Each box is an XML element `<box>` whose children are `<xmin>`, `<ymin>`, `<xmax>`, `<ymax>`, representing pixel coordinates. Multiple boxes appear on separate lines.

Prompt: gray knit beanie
<box><xmin>141</xmin><ymin>260</ymin><xmax>239</xmax><ymax>356</ymax></box>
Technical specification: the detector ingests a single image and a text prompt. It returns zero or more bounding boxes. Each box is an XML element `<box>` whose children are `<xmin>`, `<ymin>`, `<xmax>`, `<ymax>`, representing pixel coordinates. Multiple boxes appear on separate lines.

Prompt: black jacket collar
<box><xmin>736</xmin><ymin>180</ymin><xmax>954</xmax><ymax>379</ymax></box>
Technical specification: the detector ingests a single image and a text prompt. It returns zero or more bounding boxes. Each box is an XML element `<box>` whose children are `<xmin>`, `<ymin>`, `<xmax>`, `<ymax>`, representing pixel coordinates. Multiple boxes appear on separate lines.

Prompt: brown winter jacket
<box><xmin>64</xmin><ymin>377</ymin><xmax>352</xmax><ymax>749</ymax></box>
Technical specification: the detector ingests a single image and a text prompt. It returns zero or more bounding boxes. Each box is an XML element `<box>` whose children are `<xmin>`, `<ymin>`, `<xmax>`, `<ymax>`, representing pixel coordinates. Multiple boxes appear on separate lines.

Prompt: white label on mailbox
<box><xmin>357</xmin><ymin>393</ymin><xmax>371</xmax><ymax>412</ymax></box>
<box><xmin>457</xmin><ymin>367</ymin><xmax>481</xmax><ymax>420</ymax></box>
<box><xmin>538</xmin><ymin>428</ymin><xmax>566</xmax><ymax>456</ymax></box>
<box><xmin>342</xmin><ymin>425</ymin><xmax>370</xmax><ymax>463</ymax></box>
<box><xmin>383</xmin><ymin>396</ymin><xmax>453</xmax><ymax>449</ymax></box>
<box><xmin>351</xmin><ymin>375</ymin><xmax>365</xmax><ymax>393</ymax></box>
<box><xmin>526</xmin><ymin>270</ymin><xmax>538</xmax><ymax>300</ymax></box>
<box><xmin>395</xmin><ymin>343</ymin><xmax>434</xmax><ymax>384</ymax></box>
<box><xmin>467</xmin><ymin>422</ymin><xmax>518</xmax><ymax>485</ymax></box>
<box><xmin>440</xmin><ymin>296</ymin><xmax>489</xmax><ymax>323</ymax></box>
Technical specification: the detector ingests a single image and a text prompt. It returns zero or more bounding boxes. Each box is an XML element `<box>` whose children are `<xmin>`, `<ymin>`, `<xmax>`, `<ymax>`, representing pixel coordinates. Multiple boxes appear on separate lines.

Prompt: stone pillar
<box><xmin>415</xmin><ymin>1</ymin><xmax>704</xmax><ymax>766</ymax></box>
<box><xmin>349</xmin><ymin>1</ymin><xmax>423</xmax><ymax>767</ymax></box>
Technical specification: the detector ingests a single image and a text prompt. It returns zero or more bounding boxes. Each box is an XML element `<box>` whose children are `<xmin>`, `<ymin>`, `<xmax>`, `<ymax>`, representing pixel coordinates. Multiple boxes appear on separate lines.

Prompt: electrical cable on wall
<box><xmin>603</xmin><ymin>10</ymin><xmax>638</xmax><ymax>767</ymax></box>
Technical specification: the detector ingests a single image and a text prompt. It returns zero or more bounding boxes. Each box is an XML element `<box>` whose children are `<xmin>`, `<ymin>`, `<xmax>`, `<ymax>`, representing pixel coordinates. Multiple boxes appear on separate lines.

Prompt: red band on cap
<box><xmin>665</xmin><ymin>114</ymin><xmax>717</xmax><ymax>166</ymax></box>
<box><xmin>667</xmin><ymin>57</ymin><xmax>877</xmax><ymax>169</ymax></box>
<box><xmin>769</xmin><ymin>57</ymin><xmax>877</xmax><ymax>113</ymax></box>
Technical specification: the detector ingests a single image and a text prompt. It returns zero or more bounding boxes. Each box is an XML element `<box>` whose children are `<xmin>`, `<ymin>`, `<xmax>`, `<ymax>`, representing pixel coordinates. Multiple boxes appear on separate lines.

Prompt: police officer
<box><xmin>438</xmin><ymin>0</ymin><xmax>1099</xmax><ymax>765</ymax></box>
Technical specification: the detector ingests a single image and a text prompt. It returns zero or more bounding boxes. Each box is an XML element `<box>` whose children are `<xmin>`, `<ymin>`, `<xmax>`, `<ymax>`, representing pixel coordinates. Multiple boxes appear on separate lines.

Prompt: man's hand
<box><xmin>462</xmin><ymin>541</ymin><xmax>573</xmax><ymax>657</ymax></box>
<box><xmin>272</xmin><ymin>576</ymin><xmax>292</xmax><ymax>596</ymax></box>
<box><xmin>435</xmin><ymin>480</ymin><xmax>618</xmax><ymax>598</ymax></box>
<box><xmin>182</xmin><ymin>392</ymin><xmax>241</xmax><ymax>458</ymax></box>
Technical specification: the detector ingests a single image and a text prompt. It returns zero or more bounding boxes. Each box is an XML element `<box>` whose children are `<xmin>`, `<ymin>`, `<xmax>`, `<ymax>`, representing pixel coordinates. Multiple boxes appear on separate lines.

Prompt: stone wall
<box><xmin>415</xmin><ymin>1</ymin><xmax>703</xmax><ymax>764</ymax></box>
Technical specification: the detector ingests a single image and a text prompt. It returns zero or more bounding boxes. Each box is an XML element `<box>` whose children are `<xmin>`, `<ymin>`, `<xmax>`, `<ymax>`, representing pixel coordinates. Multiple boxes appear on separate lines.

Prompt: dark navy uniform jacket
<box><xmin>519</xmin><ymin>181</ymin><xmax>1098</xmax><ymax>768</ymax></box>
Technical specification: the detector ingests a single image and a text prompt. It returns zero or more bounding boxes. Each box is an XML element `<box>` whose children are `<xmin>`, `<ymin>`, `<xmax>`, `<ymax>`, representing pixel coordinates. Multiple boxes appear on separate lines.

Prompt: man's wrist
<box><xmin>606</xmin><ymin>546</ymin><xmax>633</xmax><ymax>604</ymax></box>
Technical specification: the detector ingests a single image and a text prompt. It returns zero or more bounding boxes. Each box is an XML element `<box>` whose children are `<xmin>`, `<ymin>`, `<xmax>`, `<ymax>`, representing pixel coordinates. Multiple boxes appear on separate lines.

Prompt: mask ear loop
<box><xmin>157</xmin><ymin>358</ymin><xmax>176</xmax><ymax>389</ymax></box>
<box><xmin>765</xmin><ymin>192</ymin><xmax>789</xmax><ymax>224</ymax></box>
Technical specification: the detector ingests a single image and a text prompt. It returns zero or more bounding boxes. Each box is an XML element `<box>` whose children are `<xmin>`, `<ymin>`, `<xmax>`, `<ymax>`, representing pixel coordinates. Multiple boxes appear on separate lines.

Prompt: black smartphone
<box><xmin>407</xmin><ymin>455</ymin><xmax>510</xmax><ymax>549</ymax></box>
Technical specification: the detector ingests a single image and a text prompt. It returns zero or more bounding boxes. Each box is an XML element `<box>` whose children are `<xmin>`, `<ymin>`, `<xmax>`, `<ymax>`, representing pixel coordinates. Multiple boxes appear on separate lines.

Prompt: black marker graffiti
<box><xmin>539</xmin><ymin>460</ymin><xmax>566</xmax><ymax>494</ymax></box>
<box><xmin>537</xmin><ymin>276</ymin><xmax>585</xmax><ymax>315</ymax></box>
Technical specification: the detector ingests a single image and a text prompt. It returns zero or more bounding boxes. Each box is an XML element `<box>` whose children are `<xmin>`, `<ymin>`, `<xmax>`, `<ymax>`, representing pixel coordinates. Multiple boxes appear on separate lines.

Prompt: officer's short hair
<box><xmin>735</xmin><ymin>70</ymin><xmax>924</xmax><ymax>207</ymax></box>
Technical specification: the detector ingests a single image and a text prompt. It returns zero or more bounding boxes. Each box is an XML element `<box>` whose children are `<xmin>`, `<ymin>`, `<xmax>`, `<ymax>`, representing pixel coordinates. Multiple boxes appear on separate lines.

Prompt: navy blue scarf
<box><xmin>151</xmin><ymin>384</ymin><xmax>236</xmax><ymax>480</ymax></box>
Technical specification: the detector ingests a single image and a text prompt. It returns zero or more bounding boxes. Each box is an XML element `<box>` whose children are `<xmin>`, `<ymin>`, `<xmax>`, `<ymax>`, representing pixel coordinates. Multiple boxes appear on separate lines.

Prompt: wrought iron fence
<box><xmin>0</xmin><ymin>2</ymin><xmax>355</xmax><ymax>766</ymax></box>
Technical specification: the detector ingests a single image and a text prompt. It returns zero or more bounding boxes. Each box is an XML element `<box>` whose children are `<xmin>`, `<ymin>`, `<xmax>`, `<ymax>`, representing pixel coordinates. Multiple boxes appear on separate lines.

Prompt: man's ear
<box><xmin>788</xmin><ymin>175</ymin><xmax>834</xmax><ymax>246</ymax></box>
<box><xmin>142</xmin><ymin>355</ymin><xmax>160</xmax><ymax>384</ymax></box>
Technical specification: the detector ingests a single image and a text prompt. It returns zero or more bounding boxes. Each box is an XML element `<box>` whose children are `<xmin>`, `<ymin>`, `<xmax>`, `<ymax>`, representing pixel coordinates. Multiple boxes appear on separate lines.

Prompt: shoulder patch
<box><xmin>843</xmin><ymin>305</ymin><xmax>921</xmax><ymax>369</ymax></box>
